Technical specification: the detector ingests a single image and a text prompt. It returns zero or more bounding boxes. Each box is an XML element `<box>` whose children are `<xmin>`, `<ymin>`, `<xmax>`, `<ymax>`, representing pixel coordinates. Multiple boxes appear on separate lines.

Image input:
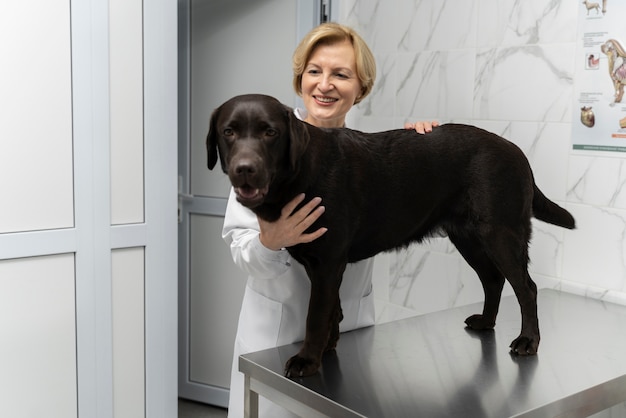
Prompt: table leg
<box><xmin>244</xmin><ymin>374</ymin><xmax>259</xmax><ymax>418</ymax></box>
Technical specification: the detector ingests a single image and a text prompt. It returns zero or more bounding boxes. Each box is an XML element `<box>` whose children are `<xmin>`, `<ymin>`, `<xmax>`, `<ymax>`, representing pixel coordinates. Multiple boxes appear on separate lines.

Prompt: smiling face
<box><xmin>300</xmin><ymin>40</ymin><xmax>363</xmax><ymax>128</ymax></box>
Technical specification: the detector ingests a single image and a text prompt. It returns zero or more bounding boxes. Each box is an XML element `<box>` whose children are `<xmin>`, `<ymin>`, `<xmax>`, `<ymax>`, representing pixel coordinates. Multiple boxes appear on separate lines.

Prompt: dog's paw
<box><xmin>284</xmin><ymin>354</ymin><xmax>320</xmax><ymax>378</ymax></box>
<box><xmin>464</xmin><ymin>314</ymin><xmax>496</xmax><ymax>330</ymax></box>
<box><xmin>509</xmin><ymin>335</ymin><xmax>539</xmax><ymax>356</ymax></box>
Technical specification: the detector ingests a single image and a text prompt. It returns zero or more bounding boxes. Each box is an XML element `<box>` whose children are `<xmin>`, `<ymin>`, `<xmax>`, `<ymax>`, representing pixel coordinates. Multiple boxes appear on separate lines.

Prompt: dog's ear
<box><xmin>286</xmin><ymin>107</ymin><xmax>310</xmax><ymax>172</ymax></box>
<box><xmin>206</xmin><ymin>107</ymin><xmax>220</xmax><ymax>170</ymax></box>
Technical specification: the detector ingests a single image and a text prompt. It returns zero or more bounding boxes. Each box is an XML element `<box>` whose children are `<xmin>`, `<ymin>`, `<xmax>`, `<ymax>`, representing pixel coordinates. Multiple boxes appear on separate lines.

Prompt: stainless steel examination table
<box><xmin>240</xmin><ymin>290</ymin><xmax>626</xmax><ymax>417</ymax></box>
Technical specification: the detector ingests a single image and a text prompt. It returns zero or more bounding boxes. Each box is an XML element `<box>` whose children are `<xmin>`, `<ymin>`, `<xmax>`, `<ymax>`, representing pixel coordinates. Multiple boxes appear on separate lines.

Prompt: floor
<box><xmin>178</xmin><ymin>398</ymin><xmax>228</xmax><ymax>418</ymax></box>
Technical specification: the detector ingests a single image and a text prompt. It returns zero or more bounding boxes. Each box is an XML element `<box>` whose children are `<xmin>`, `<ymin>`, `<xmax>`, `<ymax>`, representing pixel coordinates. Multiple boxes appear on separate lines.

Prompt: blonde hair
<box><xmin>292</xmin><ymin>23</ymin><xmax>376</xmax><ymax>105</ymax></box>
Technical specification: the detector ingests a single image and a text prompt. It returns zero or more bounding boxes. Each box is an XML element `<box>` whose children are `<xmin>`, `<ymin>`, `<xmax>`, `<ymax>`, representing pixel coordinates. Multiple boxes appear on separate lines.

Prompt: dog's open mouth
<box><xmin>234</xmin><ymin>184</ymin><xmax>269</xmax><ymax>208</ymax></box>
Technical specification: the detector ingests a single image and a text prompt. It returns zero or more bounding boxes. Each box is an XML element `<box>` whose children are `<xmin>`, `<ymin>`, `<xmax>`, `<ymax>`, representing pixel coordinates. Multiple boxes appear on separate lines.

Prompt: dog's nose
<box><xmin>235</xmin><ymin>161</ymin><xmax>256</xmax><ymax>176</ymax></box>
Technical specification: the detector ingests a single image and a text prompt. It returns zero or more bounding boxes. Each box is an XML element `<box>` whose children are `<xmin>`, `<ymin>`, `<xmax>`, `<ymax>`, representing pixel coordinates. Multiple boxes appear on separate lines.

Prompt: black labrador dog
<box><xmin>206</xmin><ymin>94</ymin><xmax>575</xmax><ymax>378</ymax></box>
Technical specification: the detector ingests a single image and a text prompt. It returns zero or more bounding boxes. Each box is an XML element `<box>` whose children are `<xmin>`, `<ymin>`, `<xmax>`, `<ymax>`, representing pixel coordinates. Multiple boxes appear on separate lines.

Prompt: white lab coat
<box><xmin>223</xmin><ymin>109</ymin><xmax>376</xmax><ymax>418</ymax></box>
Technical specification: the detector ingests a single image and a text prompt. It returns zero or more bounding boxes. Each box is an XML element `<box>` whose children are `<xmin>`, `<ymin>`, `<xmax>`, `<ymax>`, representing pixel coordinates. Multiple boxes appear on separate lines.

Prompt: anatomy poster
<box><xmin>572</xmin><ymin>0</ymin><xmax>626</xmax><ymax>152</ymax></box>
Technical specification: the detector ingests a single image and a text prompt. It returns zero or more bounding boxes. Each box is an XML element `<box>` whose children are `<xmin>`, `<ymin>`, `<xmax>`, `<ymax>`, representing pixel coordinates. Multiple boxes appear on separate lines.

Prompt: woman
<box><xmin>223</xmin><ymin>22</ymin><xmax>436</xmax><ymax>417</ymax></box>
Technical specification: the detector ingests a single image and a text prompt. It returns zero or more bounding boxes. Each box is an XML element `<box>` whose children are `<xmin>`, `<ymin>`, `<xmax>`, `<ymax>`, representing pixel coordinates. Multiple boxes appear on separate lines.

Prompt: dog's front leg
<box><xmin>284</xmin><ymin>262</ymin><xmax>345</xmax><ymax>378</ymax></box>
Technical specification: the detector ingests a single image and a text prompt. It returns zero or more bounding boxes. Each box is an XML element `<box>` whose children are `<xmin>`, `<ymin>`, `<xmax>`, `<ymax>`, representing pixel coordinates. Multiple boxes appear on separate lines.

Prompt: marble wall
<box><xmin>337</xmin><ymin>0</ymin><xmax>626</xmax><ymax>320</ymax></box>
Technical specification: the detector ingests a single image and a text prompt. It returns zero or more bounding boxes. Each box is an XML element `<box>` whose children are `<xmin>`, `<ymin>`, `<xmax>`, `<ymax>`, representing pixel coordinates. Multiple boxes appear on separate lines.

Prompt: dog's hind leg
<box><xmin>449</xmin><ymin>233</ymin><xmax>506</xmax><ymax>330</ymax></box>
<box><xmin>477</xmin><ymin>226</ymin><xmax>540</xmax><ymax>355</ymax></box>
<box><xmin>505</xmin><ymin>269</ymin><xmax>539</xmax><ymax>355</ymax></box>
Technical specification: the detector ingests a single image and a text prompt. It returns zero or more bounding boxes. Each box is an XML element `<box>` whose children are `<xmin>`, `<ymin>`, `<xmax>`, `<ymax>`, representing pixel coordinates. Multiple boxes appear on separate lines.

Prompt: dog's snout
<box><xmin>235</xmin><ymin>161</ymin><xmax>257</xmax><ymax>176</ymax></box>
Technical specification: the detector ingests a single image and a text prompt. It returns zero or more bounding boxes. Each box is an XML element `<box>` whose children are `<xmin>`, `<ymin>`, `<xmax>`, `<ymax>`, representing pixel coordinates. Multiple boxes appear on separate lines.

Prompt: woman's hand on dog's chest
<box><xmin>258</xmin><ymin>193</ymin><xmax>328</xmax><ymax>251</ymax></box>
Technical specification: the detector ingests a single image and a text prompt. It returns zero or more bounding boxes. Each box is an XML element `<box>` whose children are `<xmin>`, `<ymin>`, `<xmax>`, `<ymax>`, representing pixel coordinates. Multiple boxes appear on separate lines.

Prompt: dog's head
<box><xmin>206</xmin><ymin>94</ymin><xmax>310</xmax><ymax>208</ymax></box>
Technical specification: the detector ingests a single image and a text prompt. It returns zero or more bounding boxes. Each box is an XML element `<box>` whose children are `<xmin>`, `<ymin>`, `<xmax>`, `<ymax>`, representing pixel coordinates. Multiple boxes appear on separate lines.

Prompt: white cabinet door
<box><xmin>0</xmin><ymin>0</ymin><xmax>178</xmax><ymax>417</ymax></box>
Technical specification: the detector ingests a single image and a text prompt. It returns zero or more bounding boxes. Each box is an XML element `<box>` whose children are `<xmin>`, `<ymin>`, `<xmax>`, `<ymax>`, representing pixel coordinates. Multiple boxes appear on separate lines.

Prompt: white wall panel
<box><xmin>112</xmin><ymin>247</ymin><xmax>145</xmax><ymax>418</ymax></box>
<box><xmin>0</xmin><ymin>254</ymin><xmax>77</xmax><ymax>418</ymax></box>
<box><xmin>110</xmin><ymin>0</ymin><xmax>145</xmax><ymax>225</ymax></box>
<box><xmin>0</xmin><ymin>1</ymin><xmax>73</xmax><ymax>233</ymax></box>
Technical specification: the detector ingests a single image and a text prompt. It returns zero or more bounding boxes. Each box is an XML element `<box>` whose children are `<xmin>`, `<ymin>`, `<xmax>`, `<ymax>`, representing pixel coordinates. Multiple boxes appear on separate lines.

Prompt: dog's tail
<box><xmin>532</xmin><ymin>184</ymin><xmax>576</xmax><ymax>229</ymax></box>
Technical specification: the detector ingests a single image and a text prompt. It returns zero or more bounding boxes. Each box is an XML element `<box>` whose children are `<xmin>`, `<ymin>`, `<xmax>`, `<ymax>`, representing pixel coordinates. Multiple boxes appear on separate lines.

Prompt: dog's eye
<box><xmin>223</xmin><ymin>128</ymin><xmax>234</xmax><ymax>136</ymax></box>
<box><xmin>266</xmin><ymin>129</ymin><xmax>278</xmax><ymax>137</ymax></box>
